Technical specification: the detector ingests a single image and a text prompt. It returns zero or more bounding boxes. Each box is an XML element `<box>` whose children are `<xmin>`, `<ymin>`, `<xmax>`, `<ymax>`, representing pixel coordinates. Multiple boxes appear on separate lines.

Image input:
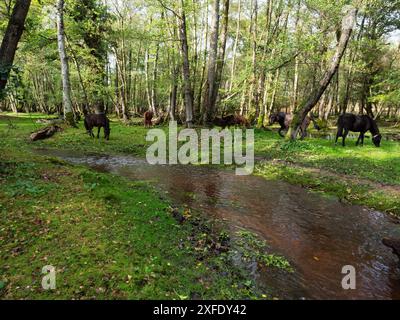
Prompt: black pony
<box><xmin>335</xmin><ymin>113</ymin><xmax>381</xmax><ymax>147</ymax></box>
<box><xmin>269</xmin><ymin>112</ymin><xmax>320</xmax><ymax>139</ymax></box>
<box><xmin>84</xmin><ymin>113</ymin><xmax>110</xmax><ymax>140</ymax></box>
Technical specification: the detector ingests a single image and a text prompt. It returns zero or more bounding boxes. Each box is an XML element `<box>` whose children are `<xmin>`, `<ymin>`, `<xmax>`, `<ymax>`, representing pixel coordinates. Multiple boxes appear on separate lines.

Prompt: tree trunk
<box><xmin>65</xmin><ymin>34</ymin><xmax>89</xmax><ymax>115</ymax></box>
<box><xmin>151</xmin><ymin>43</ymin><xmax>160</xmax><ymax>114</ymax></box>
<box><xmin>228</xmin><ymin>0</ymin><xmax>241</xmax><ymax>93</ymax></box>
<box><xmin>203</xmin><ymin>0</ymin><xmax>220</xmax><ymax>125</ymax></box>
<box><xmin>248</xmin><ymin>0</ymin><xmax>258</xmax><ymax>119</ymax></box>
<box><xmin>57</xmin><ymin>0</ymin><xmax>75</xmax><ymax>126</ymax></box>
<box><xmin>214</xmin><ymin>0</ymin><xmax>229</xmax><ymax>109</ymax></box>
<box><xmin>0</xmin><ymin>0</ymin><xmax>31</xmax><ymax>94</ymax></box>
<box><xmin>289</xmin><ymin>6</ymin><xmax>357</xmax><ymax>140</ymax></box>
<box><xmin>178</xmin><ymin>3</ymin><xmax>194</xmax><ymax>128</ymax></box>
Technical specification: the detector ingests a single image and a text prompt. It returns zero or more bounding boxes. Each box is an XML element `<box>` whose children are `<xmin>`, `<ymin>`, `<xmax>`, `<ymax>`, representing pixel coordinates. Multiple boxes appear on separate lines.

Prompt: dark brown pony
<box><xmin>213</xmin><ymin>114</ymin><xmax>251</xmax><ymax>129</ymax></box>
<box><xmin>144</xmin><ymin>111</ymin><xmax>154</xmax><ymax>128</ymax></box>
<box><xmin>269</xmin><ymin>112</ymin><xmax>320</xmax><ymax>139</ymax></box>
<box><xmin>84</xmin><ymin>113</ymin><xmax>110</xmax><ymax>140</ymax></box>
<box><xmin>335</xmin><ymin>113</ymin><xmax>382</xmax><ymax>147</ymax></box>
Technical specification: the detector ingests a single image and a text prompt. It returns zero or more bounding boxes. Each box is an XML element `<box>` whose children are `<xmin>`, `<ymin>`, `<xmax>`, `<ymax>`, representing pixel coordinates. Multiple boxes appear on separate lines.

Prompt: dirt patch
<box><xmin>40</xmin><ymin>169</ymin><xmax>72</xmax><ymax>183</ymax></box>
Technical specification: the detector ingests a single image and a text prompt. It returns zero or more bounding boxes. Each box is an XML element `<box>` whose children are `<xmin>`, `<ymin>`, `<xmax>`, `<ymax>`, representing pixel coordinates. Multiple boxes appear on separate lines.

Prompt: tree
<box><xmin>69</xmin><ymin>0</ymin><xmax>110</xmax><ymax>111</ymax></box>
<box><xmin>1</xmin><ymin>0</ymin><xmax>399</xmax><ymax>123</ymax></box>
<box><xmin>57</xmin><ymin>0</ymin><xmax>75</xmax><ymax>126</ymax></box>
<box><xmin>0</xmin><ymin>0</ymin><xmax>31</xmax><ymax>95</ymax></box>
<box><xmin>178</xmin><ymin>1</ymin><xmax>194</xmax><ymax>128</ymax></box>
<box><xmin>289</xmin><ymin>6</ymin><xmax>357</xmax><ymax>140</ymax></box>
<box><xmin>203</xmin><ymin>0</ymin><xmax>220</xmax><ymax>125</ymax></box>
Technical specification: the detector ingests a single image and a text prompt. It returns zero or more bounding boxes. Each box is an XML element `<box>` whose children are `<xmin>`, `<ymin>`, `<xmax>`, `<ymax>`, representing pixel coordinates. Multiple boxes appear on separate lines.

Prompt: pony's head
<box><xmin>268</xmin><ymin>113</ymin><xmax>279</xmax><ymax>126</ymax></box>
<box><xmin>372</xmin><ymin>134</ymin><xmax>382</xmax><ymax>147</ymax></box>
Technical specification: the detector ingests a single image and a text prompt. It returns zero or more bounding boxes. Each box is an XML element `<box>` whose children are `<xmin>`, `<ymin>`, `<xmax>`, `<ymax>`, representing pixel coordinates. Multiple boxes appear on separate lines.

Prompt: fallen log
<box><xmin>36</xmin><ymin>118</ymin><xmax>64</xmax><ymax>125</ymax></box>
<box><xmin>30</xmin><ymin>125</ymin><xmax>62</xmax><ymax>141</ymax></box>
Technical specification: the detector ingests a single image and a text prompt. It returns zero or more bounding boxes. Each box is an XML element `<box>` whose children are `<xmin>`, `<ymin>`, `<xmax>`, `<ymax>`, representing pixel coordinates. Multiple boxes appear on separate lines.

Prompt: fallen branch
<box><xmin>30</xmin><ymin>125</ymin><xmax>62</xmax><ymax>141</ymax></box>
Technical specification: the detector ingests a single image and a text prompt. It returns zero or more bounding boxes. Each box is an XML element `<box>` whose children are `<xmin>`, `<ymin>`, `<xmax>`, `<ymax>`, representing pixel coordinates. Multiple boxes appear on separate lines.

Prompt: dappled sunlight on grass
<box><xmin>254</xmin><ymin>129</ymin><xmax>400</xmax><ymax>185</ymax></box>
<box><xmin>1</xmin><ymin>113</ymin><xmax>399</xmax><ymax>216</ymax></box>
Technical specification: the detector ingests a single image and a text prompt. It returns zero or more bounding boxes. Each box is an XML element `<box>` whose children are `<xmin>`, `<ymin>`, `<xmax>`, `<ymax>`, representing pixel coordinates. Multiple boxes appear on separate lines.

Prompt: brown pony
<box><xmin>213</xmin><ymin>114</ymin><xmax>251</xmax><ymax>129</ymax></box>
<box><xmin>144</xmin><ymin>111</ymin><xmax>154</xmax><ymax>128</ymax></box>
<box><xmin>269</xmin><ymin>112</ymin><xmax>320</xmax><ymax>139</ymax></box>
<box><xmin>84</xmin><ymin>113</ymin><xmax>110</xmax><ymax>140</ymax></box>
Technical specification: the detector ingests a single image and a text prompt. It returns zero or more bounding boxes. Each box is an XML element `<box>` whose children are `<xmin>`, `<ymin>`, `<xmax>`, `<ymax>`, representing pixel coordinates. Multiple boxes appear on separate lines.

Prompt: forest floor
<box><xmin>3</xmin><ymin>113</ymin><xmax>398</xmax><ymax>215</ymax></box>
<box><xmin>0</xmin><ymin>113</ymin><xmax>399</xmax><ymax>299</ymax></box>
<box><xmin>0</xmin><ymin>113</ymin><xmax>290</xmax><ymax>300</ymax></box>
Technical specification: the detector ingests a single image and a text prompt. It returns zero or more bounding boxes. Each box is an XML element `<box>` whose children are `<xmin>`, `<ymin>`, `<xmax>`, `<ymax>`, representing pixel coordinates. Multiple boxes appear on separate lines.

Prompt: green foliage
<box><xmin>1</xmin><ymin>0</ymin><xmax>399</xmax><ymax>120</ymax></box>
<box><xmin>235</xmin><ymin>230</ymin><xmax>293</xmax><ymax>272</ymax></box>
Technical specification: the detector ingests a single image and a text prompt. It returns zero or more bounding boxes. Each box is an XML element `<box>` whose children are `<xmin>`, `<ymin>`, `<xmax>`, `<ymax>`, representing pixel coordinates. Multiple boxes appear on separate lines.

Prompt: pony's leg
<box><xmin>356</xmin><ymin>133</ymin><xmax>362</xmax><ymax>146</ymax></box>
<box><xmin>335</xmin><ymin>128</ymin><xmax>343</xmax><ymax>145</ymax></box>
<box><xmin>89</xmin><ymin>129</ymin><xmax>94</xmax><ymax>138</ymax></box>
<box><xmin>97</xmin><ymin>127</ymin><xmax>101</xmax><ymax>138</ymax></box>
<box><xmin>342</xmin><ymin>129</ymin><xmax>349</xmax><ymax>147</ymax></box>
<box><xmin>361</xmin><ymin>133</ymin><xmax>365</xmax><ymax>146</ymax></box>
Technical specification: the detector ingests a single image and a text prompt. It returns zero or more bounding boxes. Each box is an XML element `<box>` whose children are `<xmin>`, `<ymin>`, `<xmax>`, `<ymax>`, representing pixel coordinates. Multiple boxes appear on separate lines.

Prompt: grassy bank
<box><xmin>1</xmin><ymin>115</ymin><xmax>297</xmax><ymax>300</ymax></box>
<box><xmin>1</xmin><ymin>113</ymin><xmax>399</xmax><ymax>217</ymax></box>
<box><xmin>1</xmin><ymin>114</ymin><xmax>299</xmax><ymax>299</ymax></box>
<box><xmin>253</xmin><ymin>129</ymin><xmax>400</xmax><ymax>216</ymax></box>
<box><xmin>2</xmin><ymin>150</ymin><xmax>279</xmax><ymax>299</ymax></box>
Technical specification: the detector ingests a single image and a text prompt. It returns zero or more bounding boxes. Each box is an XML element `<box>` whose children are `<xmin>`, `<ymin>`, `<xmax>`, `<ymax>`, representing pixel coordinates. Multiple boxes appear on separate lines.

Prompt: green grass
<box><xmin>251</xmin><ymin>128</ymin><xmax>400</xmax><ymax>216</ymax></box>
<box><xmin>0</xmin><ymin>114</ymin><xmax>152</xmax><ymax>156</ymax></box>
<box><xmin>254</xmin><ymin>128</ymin><xmax>400</xmax><ymax>185</ymax></box>
<box><xmin>0</xmin><ymin>113</ymin><xmax>399</xmax><ymax>299</ymax></box>
<box><xmin>2</xmin><ymin>114</ymin><xmax>399</xmax><ymax>183</ymax></box>
<box><xmin>1</xmin><ymin>115</ymin><xmax>294</xmax><ymax>300</ymax></box>
<box><xmin>255</xmin><ymin>162</ymin><xmax>400</xmax><ymax>216</ymax></box>
<box><xmin>1</xmin><ymin>113</ymin><xmax>399</xmax><ymax>216</ymax></box>
<box><xmin>0</xmin><ymin>152</ymin><xmax>261</xmax><ymax>299</ymax></box>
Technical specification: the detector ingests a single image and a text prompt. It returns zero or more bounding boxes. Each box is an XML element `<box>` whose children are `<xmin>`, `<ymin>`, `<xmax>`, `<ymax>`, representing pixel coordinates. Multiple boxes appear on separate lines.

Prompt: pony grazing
<box><xmin>269</xmin><ymin>112</ymin><xmax>320</xmax><ymax>139</ymax></box>
<box><xmin>335</xmin><ymin>113</ymin><xmax>382</xmax><ymax>147</ymax></box>
<box><xmin>213</xmin><ymin>114</ymin><xmax>250</xmax><ymax>129</ymax></box>
<box><xmin>144</xmin><ymin>111</ymin><xmax>154</xmax><ymax>128</ymax></box>
<box><xmin>84</xmin><ymin>113</ymin><xmax>110</xmax><ymax>140</ymax></box>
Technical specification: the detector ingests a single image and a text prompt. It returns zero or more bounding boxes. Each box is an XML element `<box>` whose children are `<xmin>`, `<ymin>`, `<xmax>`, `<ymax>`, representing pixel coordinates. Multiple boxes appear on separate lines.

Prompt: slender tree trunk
<box><xmin>269</xmin><ymin>69</ymin><xmax>280</xmax><ymax>113</ymax></box>
<box><xmin>65</xmin><ymin>34</ymin><xmax>89</xmax><ymax>114</ymax></box>
<box><xmin>0</xmin><ymin>0</ymin><xmax>31</xmax><ymax>94</ymax></box>
<box><xmin>178</xmin><ymin>2</ymin><xmax>194</xmax><ymax>128</ymax></box>
<box><xmin>151</xmin><ymin>43</ymin><xmax>160</xmax><ymax>114</ymax></box>
<box><xmin>57</xmin><ymin>0</ymin><xmax>75</xmax><ymax>126</ymax></box>
<box><xmin>248</xmin><ymin>0</ymin><xmax>258</xmax><ymax>119</ymax></box>
<box><xmin>203</xmin><ymin>0</ymin><xmax>220</xmax><ymax>125</ymax></box>
<box><xmin>197</xmin><ymin>0</ymin><xmax>209</xmax><ymax>120</ymax></box>
<box><xmin>291</xmin><ymin>0</ymin><xmax>301</xmax><ymax>113</ymax></box>
<box><xmin>214</xmin><ymin>0</ymin><xmax>230</xmax><ymax>110</ymax></box>
<box><xmin>228</xmin><ymin>0</ymin><xmax>241</xmax><ymax>93</ymax></box>
<box><xmin>289</xmin><ymin>7</ymin><xmax>357</xmax><ymax>140</ymax></box>
<box><xmin>144</xmin><ymin>47</ymin><xmax>153</xmax><ymax>112</ymax></box>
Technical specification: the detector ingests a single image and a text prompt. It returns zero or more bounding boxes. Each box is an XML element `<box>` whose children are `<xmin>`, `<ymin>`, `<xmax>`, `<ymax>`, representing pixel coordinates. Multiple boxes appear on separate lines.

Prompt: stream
<box><xmin>35</xmin><ymin>149</ymin><xmax>400</xmax><ymax>300</ymax></box>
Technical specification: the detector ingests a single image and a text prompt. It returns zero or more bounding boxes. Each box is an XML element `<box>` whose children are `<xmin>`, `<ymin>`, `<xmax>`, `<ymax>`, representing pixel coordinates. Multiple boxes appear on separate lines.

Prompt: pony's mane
<box><xmin>369</xmin><ymin>116</ymin><xmax>380</xmax><ymax>135</ymax></box>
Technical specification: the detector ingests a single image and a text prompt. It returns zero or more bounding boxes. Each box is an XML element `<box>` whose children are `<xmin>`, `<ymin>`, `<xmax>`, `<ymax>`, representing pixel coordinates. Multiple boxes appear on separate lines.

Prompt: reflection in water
<box><xmin>35</xmin><ymin>149</ymin><xmax>400</xmax><ymax>300</ymax></box>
